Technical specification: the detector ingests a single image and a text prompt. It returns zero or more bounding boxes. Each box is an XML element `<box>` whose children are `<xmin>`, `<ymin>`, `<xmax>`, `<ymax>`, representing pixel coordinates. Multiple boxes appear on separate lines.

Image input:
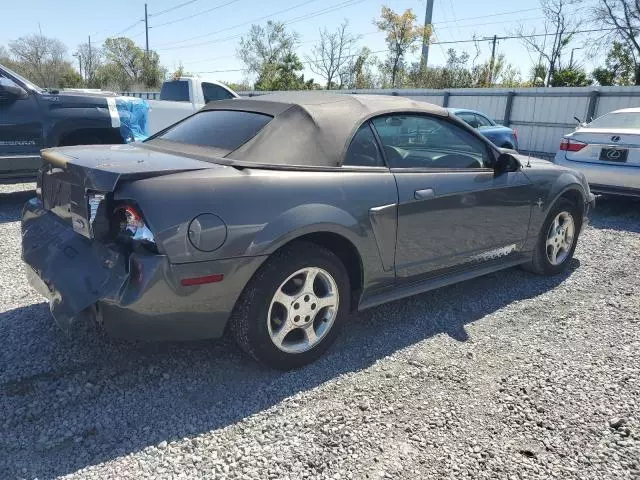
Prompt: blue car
<box><xmin>448</xmin><ymin>108</ymin><xmax>519</xmax><ymax>150</ymax></box>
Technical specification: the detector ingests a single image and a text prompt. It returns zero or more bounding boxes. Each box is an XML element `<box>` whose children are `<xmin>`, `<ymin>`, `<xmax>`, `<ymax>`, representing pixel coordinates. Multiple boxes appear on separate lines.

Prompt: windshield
<box><xmin>0</xmin><ymin>64</ymin><xmax>42</xmax><ymax>92</ymax></box>
<box><xmin>588</xmin><ymin>112</ymin><xmax>640</xmax><ymax>129</ymax></box>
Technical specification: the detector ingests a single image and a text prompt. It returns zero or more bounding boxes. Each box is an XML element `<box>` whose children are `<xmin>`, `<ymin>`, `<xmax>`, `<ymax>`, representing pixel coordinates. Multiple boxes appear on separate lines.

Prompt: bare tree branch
<box><xmin>306</xmin><ymin>21</ymin><xmax>359</xmax><ymax>89</ymax></box>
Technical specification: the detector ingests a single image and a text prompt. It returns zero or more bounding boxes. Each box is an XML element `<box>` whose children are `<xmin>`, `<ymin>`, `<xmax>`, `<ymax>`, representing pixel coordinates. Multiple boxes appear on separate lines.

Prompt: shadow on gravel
<box><xmin>589</xmin><ymin>195</ymin><xmax>640</xmax><ymax>233</ymax></box>
<box><xmin>0</xmin><ymin>260</ymin><xmax>579</xmax><ymax>478</ymax></box>
<box><xmin>0</xmin><ymin>190</ymin><xmax>35</xmax><ymax>224</ymax></box>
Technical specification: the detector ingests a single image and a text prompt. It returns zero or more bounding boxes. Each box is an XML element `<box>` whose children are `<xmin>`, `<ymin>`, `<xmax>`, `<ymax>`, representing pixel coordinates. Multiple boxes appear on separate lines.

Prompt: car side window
<box><xmin>202</xmin><ymin>83</ymin><xmax>235</xmax><ymax>103</ymax></box>
<box><xmin>456</xmin><ymin>111</ymin><xmax>479</xmax><ymax>128</ymax></box>
<box><xmin>474</xmin><ymin>114</ymin><xmax>493</xmax><ymax>127</ymax></box>
<box><xmin>343</xmin><ymin>123</ymin><xmax>385</xmax><ymax>167</ymax></box>
<box><xmin>371</xmin><ymin>114</ymin><xmax>492</xmax><ymax>169</ymax></box>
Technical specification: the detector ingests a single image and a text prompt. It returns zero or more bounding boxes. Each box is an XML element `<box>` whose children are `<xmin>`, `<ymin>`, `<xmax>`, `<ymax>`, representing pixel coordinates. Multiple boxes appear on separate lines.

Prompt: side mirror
<box><xmin>0</xmin><ymin>78</ymin><xmax>28</xmax><ymax>102</ymax></box>
<box><xmin>494</xmin><ymin>152</ymin><xmax>521</xmax><ymax>175</ymax></box>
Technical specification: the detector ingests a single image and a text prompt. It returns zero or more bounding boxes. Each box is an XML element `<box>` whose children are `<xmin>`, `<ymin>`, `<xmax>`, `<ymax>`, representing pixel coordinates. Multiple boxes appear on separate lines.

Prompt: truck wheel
<box><xmin>524</xmin><ymin>198</ymin><xmax>580</xmax><ymax>276</ymax></box>
<box><xmin>230</xmin><ymin>241</ymin><xmax>350</xmax><ymax>370</ymax></box>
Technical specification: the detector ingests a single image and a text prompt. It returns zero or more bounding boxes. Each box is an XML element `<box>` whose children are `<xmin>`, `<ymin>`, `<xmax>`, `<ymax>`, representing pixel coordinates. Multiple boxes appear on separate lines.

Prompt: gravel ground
<box><xmin>0</xmin><ymin>183</ymin><xmax>639</xmax><ymax>480</ymax></box>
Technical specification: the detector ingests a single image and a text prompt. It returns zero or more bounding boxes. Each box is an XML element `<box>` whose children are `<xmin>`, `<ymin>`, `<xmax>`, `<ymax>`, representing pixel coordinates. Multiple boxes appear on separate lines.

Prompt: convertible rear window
<box><xmin>152</xmin><ymin>110</ymin><xmax>273</xmax><ymax>151</ymax></box>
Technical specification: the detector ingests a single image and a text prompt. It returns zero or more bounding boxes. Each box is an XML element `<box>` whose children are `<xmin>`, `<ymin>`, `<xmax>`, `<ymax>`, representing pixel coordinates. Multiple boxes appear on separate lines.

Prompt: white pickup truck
<box><xmin>147</xmin><ymin>76</ymin><xmax>239</xmax><ymax>134</ymax></box>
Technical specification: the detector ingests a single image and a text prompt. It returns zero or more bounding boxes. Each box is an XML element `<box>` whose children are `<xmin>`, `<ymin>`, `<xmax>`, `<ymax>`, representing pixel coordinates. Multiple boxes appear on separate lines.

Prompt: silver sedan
<box><xmin>554</xmin><ymin>107</ymin><xmax>640</xmax><ymax>197</ymax></box>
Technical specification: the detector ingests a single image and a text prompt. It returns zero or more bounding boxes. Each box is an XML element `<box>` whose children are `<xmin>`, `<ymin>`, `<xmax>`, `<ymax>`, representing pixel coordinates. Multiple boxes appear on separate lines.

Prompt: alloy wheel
<box><xmin>267</xmin><ymin>267</ymin><xmax>339</xmax><ymax>354</ymax></box>
<box><xmin>546</xmin><ymin>211</ymin><xmax>575</xmax><ymax>266</ymax></box>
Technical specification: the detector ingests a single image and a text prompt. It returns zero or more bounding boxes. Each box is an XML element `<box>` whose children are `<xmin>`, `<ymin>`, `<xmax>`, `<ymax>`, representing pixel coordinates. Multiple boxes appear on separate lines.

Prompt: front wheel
<box><xmin>525</xmin><ymin>198</ymin><xmax>581</xmax><ymax>275</ymax></box>
<box><xmin>230</xmin><ymin>241</ymin><xmax>350</xmax><ymax>370</ymax></box>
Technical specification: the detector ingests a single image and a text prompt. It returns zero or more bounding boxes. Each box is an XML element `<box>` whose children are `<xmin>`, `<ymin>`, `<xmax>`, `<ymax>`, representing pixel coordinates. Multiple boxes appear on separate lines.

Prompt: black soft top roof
<box><xmin>202</xmin><ymin>92</ymin><xmax>449</xmax><ymax>167</ymax></box>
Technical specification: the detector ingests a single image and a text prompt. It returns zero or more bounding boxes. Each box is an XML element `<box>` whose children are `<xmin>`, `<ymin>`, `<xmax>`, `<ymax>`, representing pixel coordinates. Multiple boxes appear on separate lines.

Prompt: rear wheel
<box><xmin>525</xmin><ymin>198</ymin><xmax>581</xmax><ymax>275</ymax></box>
<box><xmin>230</xmin><ymin>241</ymin><xmax>350</xmax><ymax>370</ymax></box>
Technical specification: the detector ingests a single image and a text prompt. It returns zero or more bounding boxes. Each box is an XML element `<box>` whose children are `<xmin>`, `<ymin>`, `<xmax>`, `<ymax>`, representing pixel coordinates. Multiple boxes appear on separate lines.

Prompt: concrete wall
<box><xmin>125</xmin><ymin>86</ymin><xmax>640</xmax><ymax>155</ymax></box>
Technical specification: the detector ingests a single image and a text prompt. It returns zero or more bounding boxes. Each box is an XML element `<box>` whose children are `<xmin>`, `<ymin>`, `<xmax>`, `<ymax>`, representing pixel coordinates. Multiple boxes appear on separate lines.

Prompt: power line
<box><xmin>155</xmin><ymin>0</ymin><xmax>364</xmax><ymax>50</ymax></box>
<box><xmin>190</xmin><ymin>27</ymin><xmax>618</xmax><ymax>74</ymax></box>
<box><xmin>161</xmin><ymin>9</ymin><xmax>540</xmax><ymax>54</ymax></box>
<box><xmin>150</xmin><ymin>0</ymin><xmax>242</xmax><ymax>29</ymax></box>
<box><xmin>434</xmin><ymin>7</ymin><xmax>539</xmax><ymax>25</ymax></box>
<box><xmin>150</xmin><ymin>0</ymin><xmax>204</xmax><ymax>17</ymax></box>
<box><xmin>154</xmin><ymin>0</ymin><xmax>320</xmax><ymax>47</ymax></box>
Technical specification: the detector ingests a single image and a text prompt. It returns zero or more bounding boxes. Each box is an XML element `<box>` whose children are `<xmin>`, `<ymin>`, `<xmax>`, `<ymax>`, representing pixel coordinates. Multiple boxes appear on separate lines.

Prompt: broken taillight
<box><xmin>114</xmin><ymin>204</ymin><xmax>156</xmax><ymax>244</ymax></box>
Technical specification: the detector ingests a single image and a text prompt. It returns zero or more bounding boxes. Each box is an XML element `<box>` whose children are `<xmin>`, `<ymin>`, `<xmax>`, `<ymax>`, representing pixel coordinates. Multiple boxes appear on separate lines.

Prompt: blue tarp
<box><xmin>115</xmin><ymin>97</ymin><xmax>150</xmax><ymax>142</ymax></box>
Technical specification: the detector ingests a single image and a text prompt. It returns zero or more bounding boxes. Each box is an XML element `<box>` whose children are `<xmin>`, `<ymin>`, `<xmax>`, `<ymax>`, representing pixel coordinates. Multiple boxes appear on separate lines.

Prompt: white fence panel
<box><xmin>127</xmin><ymin>86</ymin><xmax>640</xmax><ymax>155</ymax></box>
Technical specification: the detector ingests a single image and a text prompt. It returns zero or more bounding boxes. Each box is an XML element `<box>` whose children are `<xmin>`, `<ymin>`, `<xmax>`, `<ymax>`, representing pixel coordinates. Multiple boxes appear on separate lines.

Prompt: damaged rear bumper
<box><xmin>21</xmin><ymin>198</ymin><xmax>265</xmax><ymax>341</ymax></box>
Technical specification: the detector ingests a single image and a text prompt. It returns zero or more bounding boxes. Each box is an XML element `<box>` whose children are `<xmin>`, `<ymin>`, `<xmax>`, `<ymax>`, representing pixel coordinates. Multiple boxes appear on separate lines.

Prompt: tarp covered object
<box><xmin>116</xmin><ymin>97</ymin><xmax>150</xmax><ymax>142</ymax></box>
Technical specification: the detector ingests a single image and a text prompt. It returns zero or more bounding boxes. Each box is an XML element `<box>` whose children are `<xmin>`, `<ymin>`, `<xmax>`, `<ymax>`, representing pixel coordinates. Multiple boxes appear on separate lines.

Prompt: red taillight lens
<box><xmin>113</xmin><ymin>204</ymin><xmax>156</xmax><ymax>244</ymax></box>
<box><xmin>117</xmin><ymin>206</ymin><xmax>145</xmax><ymax>237</ymax></box>
<box><xmin>560</xmin><ymin>138</ymin><xmax>587</xmax><ymax>152</ymax></box>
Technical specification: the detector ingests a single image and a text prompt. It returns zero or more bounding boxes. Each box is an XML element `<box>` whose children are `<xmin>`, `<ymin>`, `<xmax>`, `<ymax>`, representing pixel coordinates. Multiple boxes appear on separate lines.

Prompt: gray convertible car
<box><xmin>22</xmin><ymin>92</ymin><xmax>595</xmax><ymax>369</ymax></box>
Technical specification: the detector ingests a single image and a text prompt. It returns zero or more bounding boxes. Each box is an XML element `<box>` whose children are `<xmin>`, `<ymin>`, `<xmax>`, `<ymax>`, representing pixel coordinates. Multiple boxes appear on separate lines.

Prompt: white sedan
<box><xmin>554</xmin><ymin>107</ymin><xmax>640</xmax><ymax>197</ymax></box>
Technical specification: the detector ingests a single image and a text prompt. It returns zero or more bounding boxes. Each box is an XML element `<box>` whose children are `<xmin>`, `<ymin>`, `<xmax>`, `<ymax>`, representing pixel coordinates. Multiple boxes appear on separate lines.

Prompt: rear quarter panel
<box><xmin>115</xmin><ymin>167</ymin><xmax>399</xmax><ymax>295</ymax></box>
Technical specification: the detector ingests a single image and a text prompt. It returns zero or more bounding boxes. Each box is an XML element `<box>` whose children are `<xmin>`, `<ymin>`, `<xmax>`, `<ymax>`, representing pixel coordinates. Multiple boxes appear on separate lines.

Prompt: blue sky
<box><xmin>2</xmin><ymin>0</ymin><xmax>602</xmax><ymax>85</ymax></box>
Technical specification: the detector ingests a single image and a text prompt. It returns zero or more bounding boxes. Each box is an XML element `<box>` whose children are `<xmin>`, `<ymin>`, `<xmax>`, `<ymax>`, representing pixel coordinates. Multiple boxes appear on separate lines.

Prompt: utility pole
<box><xmin>87</xmin><ymin>35</ymin><xmax>92</xmax><ymax>82</ymax></box>
<box><xmin>421</xmin><ymin>0</ymin><xmax>434</xmax><ymax>69</ymax></box>
<box><xmin>73</xmin><ymin>53</ymin><xmax>82</xmax><ymax>79</ymax></box>
<box><xmin>144</xmin><ymin>3</ymin><xmax>149</xmax><ymax>55</ymax></box>
<box><xmin>487</xmin><ymin>34</ymin><xmax>497</xmax><ymax>86</ymax></box>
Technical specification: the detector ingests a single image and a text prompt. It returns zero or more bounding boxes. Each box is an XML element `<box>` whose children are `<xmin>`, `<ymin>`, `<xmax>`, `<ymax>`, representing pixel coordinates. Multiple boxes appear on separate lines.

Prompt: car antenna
<box><xmin>526</xmin><ymin>86</ymin><xmax>541</xmax><ymax>168</ymax></box>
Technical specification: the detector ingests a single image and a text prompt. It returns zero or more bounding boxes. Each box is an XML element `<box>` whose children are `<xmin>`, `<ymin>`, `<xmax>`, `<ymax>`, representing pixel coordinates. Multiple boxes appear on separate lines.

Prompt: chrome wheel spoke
<box><xmin>272</xmin><ymin>320</ymin><xmax>296</xmax><ymax>348</ymax></box>
<box><xmin>314</xmin><ymin>295</ymin><xmax>337</xmax><ymax>310</ymax></box>
<box><xmin>302</xmin><ymin>268</ymin><xmax>319</xmax><ymax>293</ymax></box>
<box><xmin>303</xmin><ymin>326</ymin><xmax>319</xmax><ymax>346</ymax></box>
<box><xmin>548</xmin><ymin>245</ymin><xmax>558</xmax><ymax>264</ymax></box>
<box><xmin>273</xmin><ymin>289</ymin><xmax>296</xmax><ymax>307</ymax></box>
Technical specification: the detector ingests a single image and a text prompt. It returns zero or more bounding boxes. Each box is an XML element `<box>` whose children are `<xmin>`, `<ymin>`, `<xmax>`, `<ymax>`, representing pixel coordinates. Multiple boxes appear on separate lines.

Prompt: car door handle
<box><xmin>414</xmin><ymin>188</ymin><xmax>435</xmax><ymax>200</ymax></box>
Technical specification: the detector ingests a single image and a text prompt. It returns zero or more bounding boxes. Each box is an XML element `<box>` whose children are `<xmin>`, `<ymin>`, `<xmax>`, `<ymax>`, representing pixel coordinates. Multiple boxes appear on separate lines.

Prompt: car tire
<box><xmin>229</xmin><ymin>241</ymin><xmax>350</xmax><ymax>370</ymax></box>
<box><xmin>525</xmin><ymin>198</ymin><xmax>581</xmax><ymax>276</ymax></box>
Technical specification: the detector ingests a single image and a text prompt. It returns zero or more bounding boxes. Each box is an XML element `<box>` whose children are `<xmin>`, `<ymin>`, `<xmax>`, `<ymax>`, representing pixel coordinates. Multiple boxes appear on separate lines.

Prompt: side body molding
<box><xmin>369</xmin><ymin>203</ymin><xmax>397</xmax><ymax>272</ymax></box>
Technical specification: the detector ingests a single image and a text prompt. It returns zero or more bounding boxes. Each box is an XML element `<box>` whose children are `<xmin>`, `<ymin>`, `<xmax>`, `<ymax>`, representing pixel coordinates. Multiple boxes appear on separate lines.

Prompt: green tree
<box><xmin>254</xmin><ymin>53</ymin><xmax>314</xmax><ymax>91</ymax></box>
<box><xmin>76</xmin><ymin>41</ymin><xmax>102</xmax><ymax>84</ymax></box>
<box><xmin>592</xmin><ymin>67</ymin><xmax>615</xmax><ymax>85</ymax></box>
<box><xmin>593</xmin><ymin>0</ymin><xmax>640</xmax><ymax>84</ymax></box>
<box><xmin>58</xmin><ymin>66</ymin><xmax>84</xmax><ymax>88</ymax></box>
<box><xmin>342</xmin><ymin>47</ymin><xmax>377</xmax><ymax>89</ymax></box>
<box><xmin>515</xmin><ymin>0</ymin><xmax>583</xmax><ymax>86</ymax></box>
<box><xmin>374</xmin><ymin>6</ymin><xmax>430</xmax><ymax>87</ymax></box>
<box><xmin>592</xmin><ymin>41</ymin><xmax>635</xmax><ymax>85</ymax></box>
<box><xmin>550</xmin><ymin>67</ymin><xmax>592</xmax><ymax>86</ymax></box>
<box><xmin>100</xmin><ymin>37</ymin><xmax>162</xmax><ymax>90</ymax></box>
<box><xmin>237</xmin><ymin>21</ymin><xmax>299</xmax><ymax>77</ymax></box>
<box><xmin>8</xmin><ymin>33</ymin><xmax>70</xmax><ymax>87</ymax></box>
<box><xmin>225</xmin><ymin>80</ymin><xmax>251</xmax><ymax>91</ymax></box>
